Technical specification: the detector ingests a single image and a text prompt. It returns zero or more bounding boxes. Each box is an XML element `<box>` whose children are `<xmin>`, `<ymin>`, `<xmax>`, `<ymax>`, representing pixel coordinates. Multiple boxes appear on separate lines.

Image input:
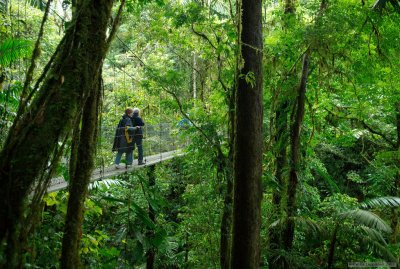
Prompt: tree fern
<box><xmin>0</xmin><ymin>39</ymin><xmax>32</xmax><ymax>67</ymax></box>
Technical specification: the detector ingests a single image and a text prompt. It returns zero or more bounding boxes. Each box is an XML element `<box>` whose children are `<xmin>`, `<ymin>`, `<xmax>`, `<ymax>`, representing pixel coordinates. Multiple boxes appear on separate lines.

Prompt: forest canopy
<box><xmin>0</xmin><ymin>0</ymin><xmax>400</xmax><ymax>268</ymax></box>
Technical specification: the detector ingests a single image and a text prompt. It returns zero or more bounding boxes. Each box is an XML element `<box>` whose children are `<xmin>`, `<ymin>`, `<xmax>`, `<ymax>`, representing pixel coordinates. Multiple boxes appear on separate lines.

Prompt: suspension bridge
<box><xmin>47</xmin><ymin>122</ymin><xmax>188</xmax><ymax>193</ymax></box>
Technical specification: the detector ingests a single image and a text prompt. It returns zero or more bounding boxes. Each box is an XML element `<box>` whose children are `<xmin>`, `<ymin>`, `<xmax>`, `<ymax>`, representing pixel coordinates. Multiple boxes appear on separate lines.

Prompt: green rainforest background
<box><xmin>0</xmin><ymin>0</ymin><xmax>400</xmax><ymax>268</ymax></box>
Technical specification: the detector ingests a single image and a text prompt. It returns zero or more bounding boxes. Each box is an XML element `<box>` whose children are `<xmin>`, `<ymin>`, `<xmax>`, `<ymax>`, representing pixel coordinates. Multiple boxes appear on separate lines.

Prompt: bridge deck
<box><xmin>47</xmin><ymin>150</ymin><xmax>182</xmax><ymax>193</ymax></box>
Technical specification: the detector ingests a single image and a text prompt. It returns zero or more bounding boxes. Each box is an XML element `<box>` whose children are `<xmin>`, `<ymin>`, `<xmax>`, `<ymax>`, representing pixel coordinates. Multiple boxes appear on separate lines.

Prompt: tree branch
<box><xmin>18</xmin><ymin>0</ymin><xmax>53</xmax><ymax>116</ymax></box>
<box><xmin>105</xmin><ymin>0</ymin><xmax>126</xmax><ymax>51</ymax></box>
<box><xmin>191</xmin><ymin>24</ymin><xmax>217</xmax><ymax>50</ymax></box>
<box><xmin>324</xmin><ymin>108</ymin><xmax>397</xmax><ymax>148</ymax></box>
<box><xmin>162</xmin><ymin>86</ymin><xmax>225</xmax><ymax>158</ymax></box>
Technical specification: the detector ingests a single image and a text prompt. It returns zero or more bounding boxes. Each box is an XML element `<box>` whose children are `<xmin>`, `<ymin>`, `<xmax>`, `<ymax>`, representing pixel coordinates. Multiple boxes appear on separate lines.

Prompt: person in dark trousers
<box><xmin>112</xmin><ymin>108</ymin><xmax>140</xmax><ymax>168</ymax></box>
<box><xmin>131</xmin><ymin>107</ymin><xmax>145</xmax><ymax>165</ymax></box>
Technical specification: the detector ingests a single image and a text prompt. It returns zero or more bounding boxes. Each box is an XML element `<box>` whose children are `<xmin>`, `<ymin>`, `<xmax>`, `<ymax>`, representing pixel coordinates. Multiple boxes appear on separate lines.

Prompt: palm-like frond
<box><xmin>0</xmin><ymin>83</ymin><xmax>22</xmax><ymax>108</ymax></box>
<box><xmin>339</xmin><ymin>209</ymin><xmax>392</xmax><ymax>233</ymax></box>
<box><xmin>359</xmin><ymin>226</ymin><xmax>388</xmax><ymax>246</ymax></box>
<box><xmin>0</xmin><ymin>39</ymin><xmax>32</xmax><ymax>67</ymax></box>
<box><xmin>360</xmin><ymin>196</ymin><xmax>400</xmax><ymax>209</ymax></box>
<box><xmin>88</xmin><ymin>178</ymin><xmax>125</xmax><ymax>190</ymax></box>
<box><xmin>357</xmin><ymin>230</ymin><xmax>398</xmax><ymax>263</ymax></box>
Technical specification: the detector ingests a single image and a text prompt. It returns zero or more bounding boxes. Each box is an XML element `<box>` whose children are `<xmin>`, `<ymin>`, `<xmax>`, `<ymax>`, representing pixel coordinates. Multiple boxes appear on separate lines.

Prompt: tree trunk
<box><xmin>231</xmin><ymin>0</ymin><xmax>263</xmax><ymax>266</ymax></box>
<box><xmin>0</xmin><ymin>0</ymin><xmax>115</xmax><ymax>266</ymax></box>
<box><xmin>146</xmin><ymin>165</ymin><xmax>156</xmax><ymax>269</ymax></box>
<box><xmin>327</xmin><ymin>224</ymin><xmax>339</xmax><ymax>269</ymax></box>
<box><xmin>283</xmin><ymin>53</ymin><xmax>310</xmax><ymax>258</ymax></box>
<box><xmin>60</xmin><ymin>74</ymin><xmax>102</xmax><ymax>268</ymax></box>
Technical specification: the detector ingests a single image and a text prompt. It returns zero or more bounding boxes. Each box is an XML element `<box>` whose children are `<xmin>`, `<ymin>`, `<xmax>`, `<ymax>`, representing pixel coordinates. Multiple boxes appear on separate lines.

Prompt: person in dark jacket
<box><xmin>131</xmin><ymin>107</ymin><xmax>145</xmax><ymax>165</ymax></box>
<box><xmin>112</xmin><ymin>108</ymin><xmax>140</xmax><ymax>168</ymax></box>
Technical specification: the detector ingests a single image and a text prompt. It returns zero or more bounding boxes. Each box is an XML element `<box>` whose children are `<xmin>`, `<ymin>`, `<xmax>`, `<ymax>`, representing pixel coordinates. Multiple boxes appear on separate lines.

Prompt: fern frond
<box><xmin>359</xmin><ymin>226</ymin><xmax>388</xmax><ymax>246</ymax></box>
<box><xmin>339</xmin><ymin>209</ymin><xmax>391</xmax><ymax>233</ymax></box>
<box><xmin>0</xmin><ymin>39</ymin><xmax>33</xmax><ymax>67</ymax></box>
<box><xmin>360</xmin><ymin>196</ymin><xmax>400</xmax><ymax>209</ymax></box>
<box><xmin>357</xmin><ymin>231</ymin><xmax>398</xmax><ymax>263</ymax></box>
<box><xmin>89</xmin><ymin>178</ymin><xmax>124</xmax><ymax>190</ymax></box>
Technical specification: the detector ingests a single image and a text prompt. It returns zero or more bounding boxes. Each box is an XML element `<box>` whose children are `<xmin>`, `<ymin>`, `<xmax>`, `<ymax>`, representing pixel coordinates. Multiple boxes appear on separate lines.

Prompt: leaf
<box><xmin>339</xmin><ymin>209</ymin><xmax>392</xmax><ymax>233</ymax></box>
<box><xmin>101</xmin><ymin>195</ymin><xmax>126</xmax><ymax>204</ymax></box>
<box><xmin>89</xmin><ymin>178</ymin><xmax>124</xmax><ymax>190</ymax></box>
<box><xmin>131</xmin><ymin>201</ymin><xmax>156</xmax><ymax>229</ymax></box>
<box><xmin>359</xmin><ymin>226</ymin><xmax>387</xmax><ymax>246</ymax></box>
<box><xmin>150</xmin><ymin>229</ymin><xmax>167</xmax><ymax>248</ymax></box>
<box><xmin>0</xmin><ymin>39</ymin><xmax>32</xmax><ymax>67</ymax></box>
<box><xmin>360</xmin><ymin>196</ymin><xmax>400</xmax><ymax>209</ymax></box>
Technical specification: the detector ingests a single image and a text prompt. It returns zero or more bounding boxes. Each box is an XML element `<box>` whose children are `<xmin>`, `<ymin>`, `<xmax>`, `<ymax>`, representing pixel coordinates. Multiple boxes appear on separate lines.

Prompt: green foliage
<box><xmin>0</xmin><ymin>82</ymin><xmax>22</xmax><ymax>143</ymax></box>
<box><xmin>0</xmin><ymin>38</ymin><xmax>32</xmax><ymax>67</ymax></box>
<box><xmin>3</xmin><ymin>0</ymin><xmax>400</xmax><ymax>267</ymax></box>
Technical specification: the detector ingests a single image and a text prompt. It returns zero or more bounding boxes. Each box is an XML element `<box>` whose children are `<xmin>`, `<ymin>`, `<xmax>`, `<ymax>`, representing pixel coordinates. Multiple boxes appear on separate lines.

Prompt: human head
<box><xmin>125</xmin><ymin>107</ymin><xmax>133</xmax><ymax>116</ymax></box>
<box><xmin>133</xmin><ymin>107</ymin><xmax>140</xmax><ymax>116</ymax></box>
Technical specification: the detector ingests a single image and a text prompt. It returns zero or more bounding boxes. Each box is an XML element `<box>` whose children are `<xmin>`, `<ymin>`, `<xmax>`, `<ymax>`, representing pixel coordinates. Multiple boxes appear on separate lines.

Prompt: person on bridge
<box><xmin>112</xmin><ymin>108</ymin><xmax>141</xmax><ymax>169</ymax></box>
<box><xmin>131</xmin><ymin>107</ymin><xmax>145</xmax><ymax>165</ymax></box>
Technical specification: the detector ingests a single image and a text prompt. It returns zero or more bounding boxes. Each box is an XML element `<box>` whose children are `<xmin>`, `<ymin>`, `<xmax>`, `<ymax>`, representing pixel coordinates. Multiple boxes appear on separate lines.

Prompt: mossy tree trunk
<box><xmin>60</xmin><ymin>0</ymin><xmax>124</xmax><ymax>266</ymax></box>
<box><xmin>230</xmin><ymin>0</ymin><xmax>263</xmax><ymax>266</ymax></box>
<box><xmin>283</xmin><ymin>53</ymin><xmax>310</xmax><ymax>262</ymax></box>
<box><xmin>60</xmin><ymin>75</ymin><xmax>102</xmax><ymax>268</ymax></box>
<box><xmin>0</xmin><ymin>0</ymin><xmax>115</xmax><ymax>266</ymax></box>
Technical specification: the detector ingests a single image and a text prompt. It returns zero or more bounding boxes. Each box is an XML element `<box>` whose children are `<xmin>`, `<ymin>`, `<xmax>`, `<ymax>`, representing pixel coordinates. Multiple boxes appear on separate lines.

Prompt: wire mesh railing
<box><xmin>97</xmin><ymin>122</ymin><xmax>187</xmax><ymax>167</ymax></box>
<box><xmin>45</xmin><ymin>122</ymin><xmax>187</xmax><ymax>192</ymax></box>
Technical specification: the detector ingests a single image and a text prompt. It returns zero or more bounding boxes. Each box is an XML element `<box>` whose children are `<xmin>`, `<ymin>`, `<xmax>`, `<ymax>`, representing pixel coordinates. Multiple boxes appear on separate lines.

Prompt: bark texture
<box><xmin>60</xmin><ymin>76</ymin><xmax>102</xmax><ymax>268</ymax></box>
<box><xmin>231</xmin><ymin>0</ymin><xmax>263</xmax><ymax>266</ymax></box>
